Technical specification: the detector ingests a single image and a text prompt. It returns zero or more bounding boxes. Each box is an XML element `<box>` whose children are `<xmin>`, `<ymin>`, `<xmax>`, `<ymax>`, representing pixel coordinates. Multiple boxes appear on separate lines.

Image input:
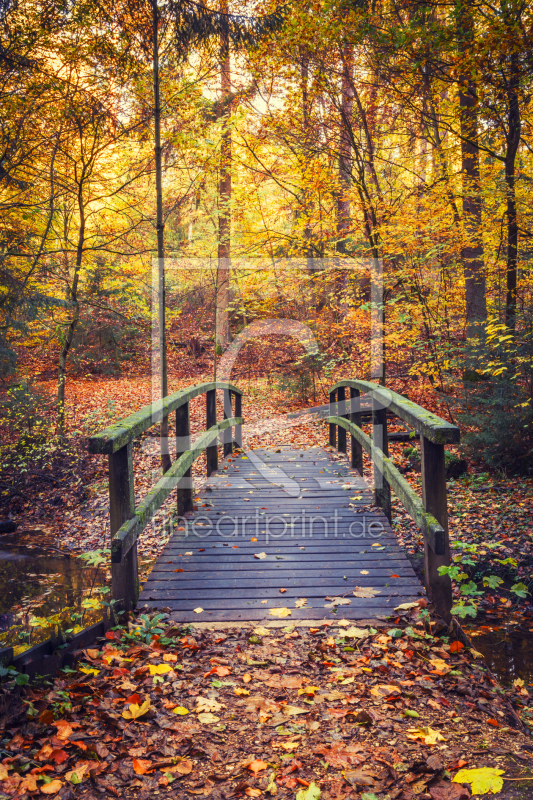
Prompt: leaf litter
<box><xmin>1</xmin><ymin>603</ymin><xmax>533</xmax><ymax>799</ymax></box>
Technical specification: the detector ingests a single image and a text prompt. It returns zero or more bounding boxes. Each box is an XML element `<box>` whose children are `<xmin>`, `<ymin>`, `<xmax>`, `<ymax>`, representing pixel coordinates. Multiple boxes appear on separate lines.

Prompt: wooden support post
<box><xmin>329</xmin><ymin>390</ymin><xmax>337</xmax><ymax>448</ymax></box>
<box><xmin>421</xmin><ymin>436</ymin><xmax>452</xmax><ymax>622</ymax></box>
<box><xmin>206</xmin><ymin>389</ymin><xmax>218</xmax><ymax>476</ymax></box>
<box><xmin>338</xmin><ymin>386</ymin><xmax>347</xmax><ymax>454</ymax></box>
<box><xmin>176</xmin><ymin>401</ymin><xmax>192</xmax><ymax>516</ymax></box>
<box><xmin>350</xmin><ymin>387</ymin><xmax>363</xmax><ymax>473</ymax></box>
<box><xmin>234</xmin><ymin>392</ymin><xmax>242</xmax><ymax>448</ymax></box>
<box><xmin>108</xmin><ymin>443</ymin><xmax>138</xmax><ymax>611</ymax></box>
<box><xmin>223</xmin><ymin>389</ymin><xmax>233</xmax><ymax>457</ymax></box>
<box><xmin>372</xmin><ymin>397</ymin><xmax>391</xmax><ymax>522</ymax></box>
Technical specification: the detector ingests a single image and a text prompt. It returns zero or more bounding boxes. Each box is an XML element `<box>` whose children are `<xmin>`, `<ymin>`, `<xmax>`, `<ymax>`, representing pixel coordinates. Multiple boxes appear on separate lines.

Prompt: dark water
<box><xmin>0</xmin><ymin>529</ymin><xmax>109</xmax><ymax>650</ymax></box>
<box><xmin>465</xmin><ymin>611</ymin><xmax>533</xmax><ymax>687</ymax></box>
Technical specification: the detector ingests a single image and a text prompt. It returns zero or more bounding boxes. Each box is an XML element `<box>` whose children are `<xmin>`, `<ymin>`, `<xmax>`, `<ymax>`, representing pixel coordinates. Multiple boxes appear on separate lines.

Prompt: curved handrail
<box><xmin>327</xmin><ymin>415</ymin><xmax>445</xmax><ymax>555</ymax></box>
<box><xmin>111</xmin><ymin>417</ymin><xmax>243</xmax><ymax>563</ymax></box>
<box><xmin>88</xmin><ymin>381</ymin><xmax>243</xmax><ymax>454</ymax></box>
<box><xmin>329</xmin><ymin>379</ymin><xmax>459</xmax><ymax>444</ymax></box>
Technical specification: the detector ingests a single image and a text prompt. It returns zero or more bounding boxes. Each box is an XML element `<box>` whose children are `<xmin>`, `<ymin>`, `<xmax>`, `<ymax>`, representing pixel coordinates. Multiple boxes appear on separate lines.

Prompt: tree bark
<box><xmin>216</xmin><ymin>0</ymin><xmax>231</xmax><ymax>353</ymax></box>
<box><xmin>456</xmin><ymin>0</ymin><xmax>487</xmax><ymax>335</ymax></box>
<box><xmin>337</xmin><ymin>44</ymin><xmax>353</xmax><ymax>255</ymax></box>
<box><xmin>505</xmin><ymin>49</ymin><xmax>521</xmax><ymax>330</ymax></box>
<box><xmin>152</xmin><ymin>0</ymin><xmax>171</xmax><ymax>472</ymax></box>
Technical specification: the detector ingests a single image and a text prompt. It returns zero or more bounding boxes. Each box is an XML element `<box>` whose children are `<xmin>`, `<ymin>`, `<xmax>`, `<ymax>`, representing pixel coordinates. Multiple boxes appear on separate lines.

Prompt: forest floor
<box><xmin>1</xmin><ymin>605</ymin><xmax>533</xmax><ymax>800</ymax></box>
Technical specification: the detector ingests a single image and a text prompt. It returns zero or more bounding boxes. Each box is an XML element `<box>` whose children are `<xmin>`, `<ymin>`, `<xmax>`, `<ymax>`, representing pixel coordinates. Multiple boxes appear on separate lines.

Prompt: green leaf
<box><xmin>403</xmin><ymin>709</ymin><xmax>420</xmax><ymax>718</ymax></box>
<box><xmin>511</xmin><ymin>582</ymin><xmax>529</xmax><ymax>598</ymax></box>
<box><xmin>387</xmin><ymin>628</ymin><xmax>403</xmax><ymax>638</ymax></box>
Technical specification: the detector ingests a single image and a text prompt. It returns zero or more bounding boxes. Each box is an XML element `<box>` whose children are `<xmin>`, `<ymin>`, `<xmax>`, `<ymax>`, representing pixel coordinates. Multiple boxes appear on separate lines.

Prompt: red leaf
<box><xmin>450</xmin><ymin>641</ymin><xmax>465</xmax><ymax>653</ymax></box>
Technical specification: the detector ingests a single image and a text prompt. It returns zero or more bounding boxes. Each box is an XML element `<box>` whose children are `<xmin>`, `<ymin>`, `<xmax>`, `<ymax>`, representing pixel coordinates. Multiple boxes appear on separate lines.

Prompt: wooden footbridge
<box><xmin>88</xmin><ymin>380</ymin><xmax>460</xmax><ymax>623</ymax></box>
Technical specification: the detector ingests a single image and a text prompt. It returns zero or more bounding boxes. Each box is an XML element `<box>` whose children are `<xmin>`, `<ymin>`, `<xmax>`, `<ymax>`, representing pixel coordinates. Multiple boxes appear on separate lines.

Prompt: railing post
<box><xmin>176</xmin><ymin>400</ymin><xmax>192</xmax><ymax>516</ymax></box>
<box><xmin>350</xmin><ymin>387</ymin><xmax>363</xmax><ymax>473</ymax></box>
<box><xmin>338</xmin><ymin>386</ymin><xmax>347</xmax><ymax>454</ymax></box>
<box><xmin>421</xmin><ymin>436</ymin><xmax>452</xmax><ymax>621</ymax></box>
<box><xmin>329</xmin><ymin>390</ymin><xmax>337</xmax><ymax>448</ymax></box>
<box><xmin>372</xmin><ymin>396</ymin><xmax>391</xmax><ymax>522</ymax></box>
<box><xmin>108</xmin><ymin>443</ymin><xmax>138</xmax><ymax>611</ymax></box>
<box><xmin>234</xmin><ymin>392</ymin><xmax>242</xmax><ymax>448</ymax></box>
<box><xmin>223</xmin><ymin>389</ymin><xmax>233</xmax><ymax>457</ymax></box>
<box><xmin>206</xmin><ymin>388</ymin><xmax>218</xmax><ymax>476</ymax></box>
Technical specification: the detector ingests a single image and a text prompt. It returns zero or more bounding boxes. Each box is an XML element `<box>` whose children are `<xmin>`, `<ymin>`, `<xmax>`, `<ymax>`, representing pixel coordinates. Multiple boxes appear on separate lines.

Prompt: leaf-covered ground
<box><xmin>2</xmin><ymin>606</ymin><xmax>533</xmax><ymax>800</ymax></box>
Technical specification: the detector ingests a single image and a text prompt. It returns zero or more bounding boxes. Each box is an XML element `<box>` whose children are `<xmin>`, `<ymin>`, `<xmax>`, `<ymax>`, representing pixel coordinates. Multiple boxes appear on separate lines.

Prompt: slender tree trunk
<box><xmin>505</xmin><ymin>49</ymin><xmax>521</xmax><ymax>330</ymax></box>
<box><xmin>337</xmin><ymin>44</ymin><xmax>353</xmax><ymax>255</ymax></box>
<box><xmin>216</xmin><ymin>1</ymin><xmax>231</xmax><ymax>351</ymax></box>
<box><xmin>456</xmin><ymin>0</ymin><xmax>486</xmax><ymax>335</ymax></box>
<box><xmin>57</xmin><ymin>198</ymin><xmax>84</xmax><ymax>438</ymax></box>
<box><xmin>300</xmin><ymin>53</ymin><xmax>314</xmax><ymax>274</ymax></box>
<box><xmin>152</xmin><ymin>0</ymin><xmax>171</xmax><ymax>472</ymax></box>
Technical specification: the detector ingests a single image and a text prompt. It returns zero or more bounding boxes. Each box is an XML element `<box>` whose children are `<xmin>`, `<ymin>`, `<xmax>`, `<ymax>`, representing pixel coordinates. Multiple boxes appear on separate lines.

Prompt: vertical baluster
<box><xmin>350</xmin><ymin>386</ymin><xmax>363</xmax><ymax>472</ymax></box>
<box><xmin>206</xmin><ymin>388</ymin><xmax>218</xmax><ymax>476</ymax></box>
<box><xmin>338</xmin><ymin>385</ymin><xmax>347</xmax><ymax>454</ymax></box>
<box><xmin>223</xmin><ymin>389</ymin><xmax>233</xmax><ymax>457</ymax></box>
<box><xmin>421</xmin><ymin>437</ymin><xmax>452</xmax><ymax>621</ymax></box>
<box><xmin>329</xmin><ymin>389</ymin><xmax>337</xmax><ymax>448</ymax></box>
<box><xmin>109</xmin><ymin>443</ymin><xmax>137</xmax><ymax>610</ymax></box>
<box><xmin>372</xmin><ymin>396</ymin><xmax>391</xmax><ymax>522</ymax></box>
<box><xmin>176</xmin><ymin>400</ymin><xmax>192</xmax><ymax>516</ymax></box>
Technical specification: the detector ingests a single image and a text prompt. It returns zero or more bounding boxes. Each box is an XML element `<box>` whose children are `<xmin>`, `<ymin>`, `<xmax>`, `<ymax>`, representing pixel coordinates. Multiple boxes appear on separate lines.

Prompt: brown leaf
<box><xmin>167</xmin><ymin>759</ymin><xmax>193</xmax><ymax>775</ymax></box>
<box><xmin>429</xmin><ymin>781</ymin><xmax>471</xmax><ymax>800</ymax></box>
<box><xmin>315</xmin><ymin>742</ymin><xmax>367</xmax><ymax>768</ymax></box>
<box><xmin>342</xmin><ymin>768</ymin><xmax>378</xmax><ymax>788</ymax></box>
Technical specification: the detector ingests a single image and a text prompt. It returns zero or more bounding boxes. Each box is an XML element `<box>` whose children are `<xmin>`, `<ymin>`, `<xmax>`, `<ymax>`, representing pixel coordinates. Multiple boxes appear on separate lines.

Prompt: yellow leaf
<box><xmin>122</xmin><ymin>697</ymin><xmax>151</xmax><ymax>720</ymax></box>
<box><xmin>235</xmin><ymin>687</ymin><xmax>250</xmax><ymax>696</ymax></box>
<box><xmin>193</xmin><ymin>607</ymin><xmax>204</xmax><ymax>614</ymax></box>
<box><xmin>298</xmin><ymin>686</ymin><xmax>319</xmax><ymax>695</ymax></box>
<box><xmin>0</xmin><ymin>765</ymin><xmax>9</xmax><ymax>780</ymax></box>
<box><xmin>79</xmin><ymin>668</ymin><xmax>100</xmax><ymax>677</ymax></box>
<box><xmin>149</xmin><ymin>664</ymin><xmax>171</xmax><ymax>676</ymax></box>
<box><xmin>452</xmin><ymin>767</ymin><xmax>504</xmax><ymax>795</ymax></box>
<box><xmin>406</xmin><ymin>726</ymin><xmax>445</xmax><ymax>744</ymax></box>
<box><xmin>173</xmin><ymin>706</ymin><xmax>189</xmax><ymax>715</ymax></box>
<box><xmin>269</xmin><ymin>607</ymin><xmax>291</xmax><ymax>617</ymax></box>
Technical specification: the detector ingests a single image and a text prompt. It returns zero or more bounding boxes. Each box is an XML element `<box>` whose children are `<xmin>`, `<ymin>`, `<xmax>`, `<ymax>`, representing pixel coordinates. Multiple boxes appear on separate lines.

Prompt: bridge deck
<box><xmin>139</xmin><ymin>447</ymin><xmax>424</xmax><ymax>622</ymax></box>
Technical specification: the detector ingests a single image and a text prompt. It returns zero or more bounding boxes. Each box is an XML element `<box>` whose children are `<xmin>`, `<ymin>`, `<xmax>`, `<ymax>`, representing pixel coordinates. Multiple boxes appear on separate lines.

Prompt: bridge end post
<box><xmin>109</xmin><ymin>443</ymin><xmax>138</xmax><ymax>611</ymax></box>
<box><xmin>421</xmin><ymin>436</ymin><xmax>452</xmax><ymax>622</ymax></box>
<box><xmin>338</xmin><ymin>386</ymin><xmax>347</xmax><ymax>454</ymax></box>
<box><xmin>176</xmin><ymin>401</ymin><xmax>192</xmax><ymax>516</ymax></box>
<box><xmin>329</xmin><ymin>390</ymin><xmax>337</xmax><ymax>448</ymax></box>
<box><xmin>206</xmin><ymin>389</ymin><xmax>218</xmax><ymax>476</ymax></box>
<box><xmin>372</xmin><ymin>399</ymin><xmax>391</xmax><ymax>522</ymax></box>
<box><xmin>350</xmin><ymin>387</ymin><xmax>363</xmax><ymax>473</ymax></box>
<box><xmin>234</xmin><ymin>392</ymin><xmax>242</xmax><ymax>448</ymax></box>
<box><xmin>223</xmin><ymin>390</ymin><xmax>233</xmax><ymax>457</ymax></box>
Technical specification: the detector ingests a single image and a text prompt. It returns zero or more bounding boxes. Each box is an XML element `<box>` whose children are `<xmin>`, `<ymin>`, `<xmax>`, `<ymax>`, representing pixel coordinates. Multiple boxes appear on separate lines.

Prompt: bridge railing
<box><xmin>88</xmin><ymin>382</ymin><xmax>243</xmax><ymax>611</ymax></box>
<box><xmin>327</xmin><ymin>379</ymin><xmax>460</xmax><ymax>621</ymax></box>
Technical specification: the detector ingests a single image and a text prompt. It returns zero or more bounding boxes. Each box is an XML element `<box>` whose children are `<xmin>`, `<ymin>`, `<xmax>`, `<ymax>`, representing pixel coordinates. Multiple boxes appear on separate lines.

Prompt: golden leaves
<box><xmin>122</xmin><ymin>697</ymin><xmax>151</xmax><ymax>720</ymax></box>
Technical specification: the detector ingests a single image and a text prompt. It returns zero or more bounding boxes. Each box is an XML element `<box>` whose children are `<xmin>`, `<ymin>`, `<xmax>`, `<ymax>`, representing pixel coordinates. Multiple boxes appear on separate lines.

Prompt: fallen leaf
<box><xmin>452</xmin><ymin>767</ymin><xmax>504</xmax><ymax>795</ymax></box>
<box><xmin>163</xmin><ymin>653</ymin><xmax>178</xmax><ymax>662</ymax></box>
<box><xmin>173</xmin><ymin>706</ymin><xmax>189</xmax><ymax>715</ymax></box>
<box><xmin>167</xmin><ymin>759</ymin><xmax>193</xmax><ymax>775</ymax></box>
<box><xmin>429</xmin><ymin>780</ymin><xmax>471</xmax><ymax>799</ymax></box>
<box><xmin>395</xmin><ymin>602</ymin><xmax>419</xmax><ymax>611</ymax></box>
<box><xmin>197</xmin><ymin>712</ymin><xmax>220</xmax><ymax>724</ymax></box>
<box><xmin>235</xmin><ymin>687</ymin><xmax>250</xmax><ymax>696</ymax></box>
<box><xmin>254</xmin><ymin>627</ymin><xmax>270</xmax><ymax>635</ymax></box>
<box><xmin>40</xmin><ymin>780</ymin><xmax>63</xmax><ymax>794</ymax></box>
<box><xmin>248</xmin><ymin>760</ymin><xmax>268</xmax><ymax>773</ymax></box>
<box><xmin>254</xmin><ymin>552</ymin><xmax>267</xmax><ymax>559</ymax></box>
<box><xmin>295</xmin><ymin>598</ymin><xmax>308</xmax><ymax>608</ymax></box>
<box><xmin>450</xmin><ymin>641</ymin><xmax>465</xmax><ymax>653</ymax></box>
<box><xmin>79</xmin><ymin>667</ymin><xmax>100</xmax><ymax>677</ymax></box>
<box><xmin>279</xmin><ymin>588</ymin><xmax>287</xmax><ymax>593</ymax></box>
<box><xmin>360</xmin><ymin>570</ymin><xmax>369</xmax><ymax>575</ymax></box>
<box><xmin>324</xmin><ymin>596</ymin><xmax>351</xmax><ymax>607</ymax></box>
<box><xmin>149</xmin><ymin>663</ymin><xmax>172</xmax><ymax>676</ymax></box>
<box><xmin>406</xmin><ymin>726</ymin><xmax>446</xmax><ymax>745</ymax></box>
<box><xmin>269</xmin><ymin>607</ymin><xmax>291</xmax><ymax>617</ymax></box>
<box><xmin>122</xmin><ymin>697</ymin><xmax>151</xmax><ymax>720</ymax></box>
<box><xmin>133</xmin><ymin>759</ymin><xmax>153</xmax><ymax>775</ymax></box>
<box><xmin>194</xmin><ymin>607</ymin><xmax>204</xmax><ymax>614</ymax></box>
<box><xmin>339</xmin><ymin>626</ymin><xmax>370</xmax><ymax>639</ymax></box>
<box><xmin>296</xmin><ymin>783</ymin><xmax>321</xmax><ymax>800</ymax></box>
<box><xmin>196</xmin><ymin>697</ymin><xmax>224</xmax><ymax>713</ymax></box>
<box><xmin>353</xmin><ymin>587</ymin><xmax>381</xmax><ymax>598</ymax></box>
<box><xmin>0</xmin><ymin>765</ymin><xmax>8</xmax><ymax>780</ymax></box>
<box><xmin>243</xmin><ymin>673</ymin><xmax>252</xmax><ymax>683</ymax></box>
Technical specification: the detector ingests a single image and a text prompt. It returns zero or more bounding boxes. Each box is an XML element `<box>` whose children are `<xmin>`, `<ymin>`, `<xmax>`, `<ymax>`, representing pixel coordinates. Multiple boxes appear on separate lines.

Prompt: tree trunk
<box><xmin>505</xmin><ymin>49</ymin><xmax>521</xmax><ymax>330</ymax></box>
<box><xmin>57</xmin><ymin>200</ymin><xmax>84</xmax><ymax>438</ymax></box>
<box><xmin>153</xmin><ymin>0</ymin><xmax>171</xmax><ymax>472</ymax></box>
<box><xmin>216</xmin><ymin>1</ymin><xmax>231</xmax><ymax>352</ymax></box>
<box><xmin>337</xmin><ymin>44</ymin><xmax>353</xmax><ymax>255</ymax></box>
<box><xmin>456</xmin><ymin>0</ymin><xmax>487</xmax><ymax>335</ymax></box>
<box><xmin>300</xmin><ymin>53</ymin><xmax>315</xmax><ymax>274</ymax></box>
